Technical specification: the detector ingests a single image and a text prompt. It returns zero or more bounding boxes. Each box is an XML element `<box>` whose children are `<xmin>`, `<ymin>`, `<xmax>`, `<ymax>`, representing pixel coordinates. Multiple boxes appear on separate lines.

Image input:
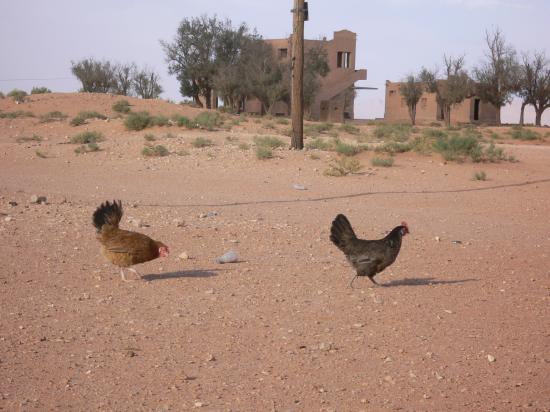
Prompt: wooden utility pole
<box><xmin>290</xmin><ymin>0</ymin><xmax>305</xmax><ymax>149</ymax></box>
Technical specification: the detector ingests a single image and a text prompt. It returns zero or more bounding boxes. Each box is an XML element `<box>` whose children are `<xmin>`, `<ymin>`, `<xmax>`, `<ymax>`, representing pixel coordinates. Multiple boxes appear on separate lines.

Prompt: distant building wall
<box><xmin>384</xmin><ymin>81</ymin><xmax>499</xmax><ymax>124</ymax></box>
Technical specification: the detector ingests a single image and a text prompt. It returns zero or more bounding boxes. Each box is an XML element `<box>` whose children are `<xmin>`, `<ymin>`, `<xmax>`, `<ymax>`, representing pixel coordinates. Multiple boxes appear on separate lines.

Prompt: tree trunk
<box><xmin>408</xmin><ymin>104</ymin><xmax>416</xmax><ymax>126</ymax></box>
<box><xmin>290</xmin><ymin>0</ymin><xmax>305</xmax><ymax>149</ymax></box>
<box><xmin>193</xmin><ymin>94</ymin><xmax>203</xmax><ymax>108</ymax></box>
<box><xmin>495</xmin><ymin>107</ymin><xmax>501</xmax><ymax>126</ymax></box>
<box><xmin>444</xmin><ymin>105</ymin><xmax>451</xmax><ymax>128</ymax></box>
<box><xmin>204</xmin><ymin>88</ymin><xmax>212</xmax><ymax>109</ymax></box>
<box><xmin>535</xmin><ymin>108</ymin><xmax>543</xmax><ymax>126</ymax></box>
<box><xmin>519</xmin><ymin>101</ymin><xmax>527</xmax><ymax>126</ymax></box>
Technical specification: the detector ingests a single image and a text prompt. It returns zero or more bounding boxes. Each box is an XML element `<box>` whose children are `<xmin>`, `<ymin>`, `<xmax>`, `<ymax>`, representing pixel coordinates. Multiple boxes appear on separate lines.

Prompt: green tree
<box><xmin>399</xmin><ymin>73</ymin><xmax>424</xmax><ymax>125</ymax></box>
<box><xmin>132</xmin><ymin>68</ymin><xmax>163</xmax><ymax>99</ymax></box>
<box><xmin>71</xmin><ymin>58</ymin><xmax>116</xmax><ymax>93</ymax></box>
<box><xmin>161</xmin><ymin>15</ymin><xmax>226</xmax><ymax>108</ymax></box>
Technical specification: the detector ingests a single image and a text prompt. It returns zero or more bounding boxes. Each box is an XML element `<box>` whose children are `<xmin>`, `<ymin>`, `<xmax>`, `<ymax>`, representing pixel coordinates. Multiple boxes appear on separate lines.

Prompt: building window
<box><xmin>389</xmin><ymin>90</ymin><xmax>396</xmax><ymax>96</ymax></box>
<box><xmin>278</xmin><ymin>48</ymin><xmax>288</xmax><ymax>59</ymax></box>
<box><xmin>337</xmin><ymin>51</ymin><xmax>351</xmax><ymax>68</ymax></box>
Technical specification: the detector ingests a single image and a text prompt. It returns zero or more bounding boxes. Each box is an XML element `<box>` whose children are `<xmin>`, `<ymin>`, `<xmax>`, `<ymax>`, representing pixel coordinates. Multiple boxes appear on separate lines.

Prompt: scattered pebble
<box><xmin>178</xmin><ymin>251</ymin><xmax>190</xmax><ymax>260</ymax></box>
<box><xmin>487</xmin><ymin>354</ymin><xmax>496</xmax><ymax>363</ymax></box>
<box><xmin>293</xmin><ymin>184</ymin><xmax>307</xmax><ymax>190</ymax></box>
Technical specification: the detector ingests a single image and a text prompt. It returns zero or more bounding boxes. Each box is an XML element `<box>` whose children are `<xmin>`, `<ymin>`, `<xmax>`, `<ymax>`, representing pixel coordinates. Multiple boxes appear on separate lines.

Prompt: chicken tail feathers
<box><xmin>93</xmin><ymin>200</ymin><xmax>123</xmax><ymax>232</ymax></box>
<box><xmin>330</xmin><ymin>214</ymin><xmax>357</xmax><ymax>251</ymax></box>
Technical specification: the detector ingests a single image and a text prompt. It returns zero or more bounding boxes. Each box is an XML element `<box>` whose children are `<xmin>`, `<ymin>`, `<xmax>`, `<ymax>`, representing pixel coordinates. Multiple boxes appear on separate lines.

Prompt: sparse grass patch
<box><xmin>309</xmin><ymin>153</ymin><xmax>321</xmax><ymax>160</ymax></box>
<box><xmin>473</xmin><ymin>171</ymin><xmax>487</xmax><ymax>181</ymax></box>
<box><xmin>508</xmin><ymin>126</ymin><xmax>540</xmax><ymax>141</ymax></box>
<box><xmin>112</xmin><ymin>99</ymin><xmax>131</xmax><ymax>114</ymax></box>
<box><xmin>0</xmin><ymin>110</ymin><xmax>35</xmax><ymax>119</ymax></box>
<box><xmin>7</xmin><ymin>89</ymin><xmax>27</xmax><ymax>103</ymax></box>
<box><xmin>71</xmin><ymin>111</ymin><xmax>107</xmax><ymax>126</ymax></box>
<box><xmin>74</xmin><ymin>142</ymin><xmax>100</xmax><ymax>154</ymax></box>
<box><xmin>226</xmin><ymin>135</ymin><xmax>239</xmax><ymax>143</ymax></box>
<box><xmin>304</xmin><ymin>122</ymin><xmax>334</xmax><ymax>137</ymax></box>
<box><xmin>31</xmin><ymin>86</ymin><xmax>51</xmax><ymax>94</ymax></box>
<box><xmin>173</xmin><ymin>115</ymin><xmax>194</xmax><ymax>128</ymax></box>
<box><xmin>70</xmin><ymin>131</ymin><xmax>104</xmax><ymax>144</ymax></box>
<box><xmin>191</xmin><ymin>137</ymin><xmax>214</xmax><ymax>148</ymax></box>
<box><xmin>254</xmin><ymin>135</ymin><xmax>285</xmax><ymax>149</ymax></box>
<box><xmin>149</xmin><ymin>115</ymin><xmax>170</xmax><ymax>127</ymax></box>
<box><xmin>255</xmin><ymin>146</ymin><xmax>273</xmax><ymax>159</ymax></box>
<box><xmin>238</xmin><ymin>142</ymin><xmax>250</xmax><ymax>151</ymax></box>
<box><xmin>433</xmin><ymin>134</ymin><xmax>480</xmax><ymax>162</ymax></box>
<box><xmin>371</xmin><ymin>156</ymin><xmax>394</xmax><ymax>167</ymax></box>
<box><xmin>195</xmin><ymin>111</ymin><xmax>223</xmax><ymax>130</ymax></box>
<box><xmin>375</xmin><ymin>141</ymin><xmax>411</xmax><ymax>154</ymax></box>
<box><xmin>16</xmin><ymin>134</ymin><xmax>42</xmax><ymax>143</ymax></box>
<box><xmin>306</xmin><ymin>137</ymin><xmax>333</xmax><ymax>151</ymax></box>
<box><xmin>144</xmin><ymin>133</ymin><xmax>156</xmax><ymax>142</ymax></box>
<box><xmin>39</xmin><ymin>111</ymin><xmax>68</xmax><ymax>123</ymax></box>
<box><xmin>373</xmin><ymin>123</ymin><xmax>411</xmax><ymax>141</ymax></box>
<box><xmin>339</xmin><ymin>123</ymin><xmax>360</xmax><ymax>135</ymax></box>
<box><xmin>275</xmin><ymin>117</ymin><xmax>289</xmax><ymax>125</ymax></box>
<box><xmin>324</xmin><ymin>157</ymin><xmax>362</xmax><ymax>176</ymax></box>
<box><xmin>334</xmin><ymin>140</ymin><xmax>362</xmax><ymax>156</ymax></box>
<box><xmin>263</xmin><ymin>122</ymin><xmax>275</xmax><ymax>129</ymax></box>
<box><xmin>142</xmin><ymin>145</ymin><xmax>169</xmax><ymax>157</ymax></box>
<box><xmin>176</xmin><ymin>149</ymin><xmax>190</xmax><ymax>156</ymax></box>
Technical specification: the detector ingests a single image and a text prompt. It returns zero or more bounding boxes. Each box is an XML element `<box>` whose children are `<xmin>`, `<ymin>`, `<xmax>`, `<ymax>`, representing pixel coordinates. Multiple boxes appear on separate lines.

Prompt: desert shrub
<box><xmin>70</xmin><ymin>131</ymin><xmax>104</xmax><ymax>144</ymax></box>
<box><xmin>371</xmin><ymin>156</ymin><xmax>394</xmax><ymax>167</ymax></box>
<box><xmin>255</xmin><ymin>146</ymin><xmax>273</xmax><ymax>159</ymax></box>
<box><xmin>0</xmin><ymin>110</ymin><xmax>35</xmax><ymax>119</ymax></box>
<box><xmin>0</xmin><ymin>91</ymin><xmax>4</xmax><ymax>99</ymax></box>
<box><xmin>31</xmin><ymin>86</ymin><xmax>51</xmax><ymax>94</ymax></box>
<box><xmin>334</xmin><ymin>140</ymin><xmax>362</xmax><ymax>156</ymax></box>
<box><xmin>254</xmin><ymin>136</ymin><xmax>285</xmax><ymax>149</ymax></box>
<box><xmin>75</xmin><ymin>142</ymin><xmax>100</xmax><ymax>154</ymax></box>
<box><xmin>508</xmin><ymin>126</ymin><xmax>540</xmax><ymax>141</ymax></box>
<box><xmin>39</xmin><ymin>111</ymin><xmax>68</xmax><ymax>123</ymax></box>
<box><xmin>429</xmin><ymin>122</ymin><xmax>442</xmax><ymax>127</ymax></box>
<box><xmin>373</xmin><ymin>123</ymin><xmax>411</xmax><ymax>141</ymax></box>
<box><xmin>489</xmin><ymin>132</ymin><xmax>501</xmax><ymax>139</ymax></box>
<box><xmin>238</xmin><ymin>142</ymin><xmax>250</xmax><ymax>150</ymax></box>
<box><xmin>191</xmin><ymin>137</ymin><xmax>214</xmax><ymax>148</ymax></box>
<box><xmin>375</xmin><ymin>141</ymin><xmax>411</xmax><ymax>154</ymax></box>
<box><xmin>324</xmin><ymin>157</ymin><xmax>362</xmax><ymax>176</ymax></box>
<box><xmin>70</xmin><ymin>111</ymin><xmax>107</xmax><ymax>126</ymax></box>
<box><xmin>124</xmin><ymin>111</ymin><xmax>151</xmax><ymax>130</ymax></box>
<box><xmin>423</xmin><ymin>128</ymin><xmax>448</xmax><ymax>139</ymax></box>
<box><xmin>112</xmin><ymin>99</ymin><xmax>131</xmax><ymax>113</ymax></box>
<box><xmin>306</xmin><ymin>138</ymin><xmax>332</xmax><ymax>151</ymax></box>
<box><xmin>275</xmin><ymin>117</ymin><xmax>289</xmax><ymax>125</ymax></box>
<box><xmin>473</xmin><ymin>171</ymin><xmax>487</xmax><ymax>181</ymax></box>
<box><xmin>142</xmin><ymin>145</ymin><xmax>169</xmax><ymax>157</ymax></box>
<box><xmin>35</xmin><ymin>150</ymin><xmax>48</xmax><ymax>158</ymax></box>
<box><xmin>173</xmin><ymin>115</ymin><xmax>194</xmax><ymax>128</ymax></box>
<box><xmin>16</xmin><ymin>134</ymin><xmax>42</xmax><ymax>143</ymax></box>
<box><xmin>194</xmin><ymin>111</ymin><xmax>223</xmax><ymax>130</ymax></box>
<box><xmin>263</xmin><ymin>121</ymin><xmax>275</xmax><ymax>129</ymax></box>
<box><xmin>304</xmin><ymin>122</ymin><xmax>333</xmax><ymax>137</ymax></box>
<box><xmin>339</xmin><ymin>123</ymin><xmax>360</xmax><ymax>135</ymax></box>
<box><xmin>225</xmin><ymin>135</ymin><xmax>239</xmax><ymax>143</ymax></box>
<box><xmin>176</xmin><ymin>149</ymin><xmax>190</xmax><ymax>156</ymax></box>
<box><xmin>309</xmin><ymin>153</ymin><xmax>321</xmax><ymax>160</ymax></box>
<box><xmin>7</xmin><ymin>89</ymin><xmax>27</xmax><ymax>103</ymax></box>
<box><xmin>144</xmin><ymin>133</ymin><xmax>156</xmax><ymax>142</ymax></box>
<box><xmin>149</xmin><ymin>115</ymin><xmax>170</xmax><ymax>127</ymax></box>
<box><xmin>163</xmin><ymin>132</ymin><xmax>177</xmax><ymax>139</ymax></box>
<box><xmin>433</xmin><ymin>135</ymin><xmax>481</xmax><ymax>162</ymax></box>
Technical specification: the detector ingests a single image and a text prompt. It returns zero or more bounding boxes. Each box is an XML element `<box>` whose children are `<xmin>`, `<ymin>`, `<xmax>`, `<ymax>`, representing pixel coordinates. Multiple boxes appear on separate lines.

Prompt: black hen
<box><xmin>330</xmin><ymin>214</ymin><xmax>409</xmax><ymax>287</ymax></box>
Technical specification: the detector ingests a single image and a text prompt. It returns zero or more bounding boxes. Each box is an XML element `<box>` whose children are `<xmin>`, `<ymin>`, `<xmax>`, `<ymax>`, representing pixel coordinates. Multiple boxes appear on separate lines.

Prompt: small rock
<box><xmin>451</xmin><ymin>240</ymin><xmax>462</xmax><ymax>244</ymax></box>
<box><xmin>173</xmin><ymin>218</ymin><xmax>185</xmax><ymax>227</ymax></box>
<box><xmin>4</xmin><ymin>216</ymin><xmax>13</xmax><ymax>222</ymax></box>
<box><xmin>206</xmin><ymin>354</ymin><xmax>216</xmax><ymax>362</ymax></box>
<box><xmin>435</xmin><ymin>236</ymin><xmax>440</xmax><ymax>242</ymax></box>
<box><xmin>487</xmin><ymin>354</ymin><xmax>496</xmax><ymax>363</ymax></box>
<box><xmin>353</xmin><ymin>323</ymin><xmax>364</xmax><ymax>328</ymax></box>
<box><xmin>126</xmin><ymin>350</ymin><xmax>137</xmax><ymax>357</ymax></box>
<box><xmin>8</xmin><ymin>201</ymin><xmax>17</xmax><ymax>207</ymax></box>
<box><xmin>318</xmin><ymin>342</ymin><xmax>332</xmax><ymax>351</ymax></box>
<box><xmin>179</xmin><ymin>252</ymin><xmax>190</xmax><ymax>260</ymax></box>
<box><xmin>194</xmin><ymin>401</ymin><xmax>205</xmax><ymax>408</ymax></box>
<box><xmin>132</xmin><ymin>219</ymin><xmax>145</xmax><ymax>228</ymax></box>
<box><xmin>30</xmin><ymin>195</ymin><xmax>47</xmax><ymax>204</ymax></box>
<box><xmin>293</xmin><ymin>184</ymin><xmax>307</xmax><ymax>190</ymax></box>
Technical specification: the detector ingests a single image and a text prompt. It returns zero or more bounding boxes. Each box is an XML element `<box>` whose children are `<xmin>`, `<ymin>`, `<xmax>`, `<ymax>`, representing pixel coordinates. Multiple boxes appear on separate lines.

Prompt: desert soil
<box><xmin>1</xmin><ymin>93</ymin><xmax>549</xmax><ymax>411</ymax></box>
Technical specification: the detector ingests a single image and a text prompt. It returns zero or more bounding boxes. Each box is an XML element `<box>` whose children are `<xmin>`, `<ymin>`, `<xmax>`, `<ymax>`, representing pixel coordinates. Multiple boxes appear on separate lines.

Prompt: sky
<box><xmin>1</xmin><ymin>0</ymin><xmax>549</xmax><ymax>125</ymax></box>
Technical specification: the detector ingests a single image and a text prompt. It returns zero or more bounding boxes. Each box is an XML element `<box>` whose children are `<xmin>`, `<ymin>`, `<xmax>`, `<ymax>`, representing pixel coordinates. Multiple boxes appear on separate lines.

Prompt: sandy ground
<box><xmin>1</xmin><ymin>93</ymin><xmax>549</xmax><ymax>411</ymax></box>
